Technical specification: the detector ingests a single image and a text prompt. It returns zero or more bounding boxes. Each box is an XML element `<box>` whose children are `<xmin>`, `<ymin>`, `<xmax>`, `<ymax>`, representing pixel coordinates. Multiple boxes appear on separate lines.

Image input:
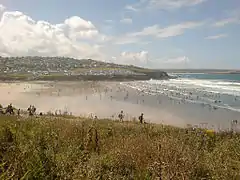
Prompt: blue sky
<box><xmin>0</xmin><ymin>0</ymin><xmax>240</xmax><ymax>69</ymax></box>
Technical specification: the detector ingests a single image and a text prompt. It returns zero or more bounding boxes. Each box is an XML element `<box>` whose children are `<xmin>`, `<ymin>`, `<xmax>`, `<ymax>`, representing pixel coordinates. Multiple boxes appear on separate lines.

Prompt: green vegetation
<box><xmin>72</xmin><ymin>66</ymin><xmax>158</xmax><ymax>74</ymax></box>
<box><xmin>0</xmin><ymin>73</ymin><xmax>32</xmax><ymax>80</ymax></box>
<box><xmin>0</xmin><ymin>56</ymin><xmax>169</xmax><ymax>81</ymax></box>
<box><xmin>125</xmin><ymin>66</ymin><xmax>157</xmax><ymax>73</ymax></box>
<box><xmin>38</xmin><ymin>73</ymin><xmax>66</xmax><ymax>79</ymax></box>
<box><xmin>73</xmin><ymin>67</ymin><xmax>121</xmax><ymax>73</ymax></box>
<box><xmin>0</xmin><ymin>115</ymin><xmax>240</xmax><ymax>179</ymax></box>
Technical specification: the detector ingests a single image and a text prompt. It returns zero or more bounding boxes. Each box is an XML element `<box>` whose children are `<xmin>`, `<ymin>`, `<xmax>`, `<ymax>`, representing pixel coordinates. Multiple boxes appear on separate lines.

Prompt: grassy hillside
<box><xmin>0</xmin><ymin>115</ymin><xmax>240</xmax><ymax>179</ymax></box>
<box><xmin>0</xmin><ymin>56</ymin><xmax>169</xmax><ymax>81</ymax></box>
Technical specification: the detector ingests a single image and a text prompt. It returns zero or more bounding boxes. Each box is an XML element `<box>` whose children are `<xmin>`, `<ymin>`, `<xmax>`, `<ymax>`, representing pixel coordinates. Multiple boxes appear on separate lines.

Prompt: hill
<box><xmin>0</xmin><ymin>56</ymin><xmax>169</xmax><ymax>81</ymax></box>
<box><xmin>0</xmin><ymin>115</ymin><xmax>239</xmax><ymax>179</ymax></box>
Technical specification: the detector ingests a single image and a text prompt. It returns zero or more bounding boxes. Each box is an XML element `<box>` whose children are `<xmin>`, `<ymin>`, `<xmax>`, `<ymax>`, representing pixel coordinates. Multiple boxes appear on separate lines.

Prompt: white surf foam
<box><xmin>120</xmin><ymin>78</ymin><xmax>240</xmax><ymax>113</ymax></box>
<box><xmin>147</xmin><ymin>78</ymin><xmax>240</xmax><ymax>96</ymax></box>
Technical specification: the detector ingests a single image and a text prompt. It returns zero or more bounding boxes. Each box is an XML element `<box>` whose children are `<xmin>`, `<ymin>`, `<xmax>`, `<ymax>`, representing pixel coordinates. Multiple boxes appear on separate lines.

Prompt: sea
<box><xmin>121</xmin><ymin>73</ymin><xmax>240</xmax><ymax>113</ymax></box>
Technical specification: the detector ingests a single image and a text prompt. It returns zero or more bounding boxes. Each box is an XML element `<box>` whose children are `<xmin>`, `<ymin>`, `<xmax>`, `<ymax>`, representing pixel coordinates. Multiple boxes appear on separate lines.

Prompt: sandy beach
<box><xmin>0</xmin><ymin>81</ymin><xmax>185</xmax><ymax>124</ymax></box>
<box><xmin>0</xmin><ymin>81</ymin><xmax>239</xmax><ymax>131</ymax></box>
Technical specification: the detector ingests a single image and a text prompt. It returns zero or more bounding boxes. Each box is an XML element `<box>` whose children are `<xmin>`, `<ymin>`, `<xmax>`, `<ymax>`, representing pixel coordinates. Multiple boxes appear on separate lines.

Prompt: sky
<box><xmin>0</xmin><ymin>0</ymin><xmax>240</xmax><ymax>69</ymax></box>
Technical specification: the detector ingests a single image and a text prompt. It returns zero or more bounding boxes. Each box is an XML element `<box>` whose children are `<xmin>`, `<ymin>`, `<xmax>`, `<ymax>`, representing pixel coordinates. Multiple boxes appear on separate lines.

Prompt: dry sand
<box><xmin>2</xmin><ymin>81</ymin><xmax>237</xmax><ymax>131</ymax></box>
<box><xmin>0</xmin><ymin>81</ymin><xmax>186</xmax><ymax>127</ymax></box>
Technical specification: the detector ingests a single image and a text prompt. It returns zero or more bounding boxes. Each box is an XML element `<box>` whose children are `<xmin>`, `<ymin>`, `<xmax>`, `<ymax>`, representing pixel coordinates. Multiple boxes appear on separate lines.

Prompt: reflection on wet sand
<box><xmin>0</xmin><ymin>81</ymin><xmax>239</xmax><ymax>131</ymax></box>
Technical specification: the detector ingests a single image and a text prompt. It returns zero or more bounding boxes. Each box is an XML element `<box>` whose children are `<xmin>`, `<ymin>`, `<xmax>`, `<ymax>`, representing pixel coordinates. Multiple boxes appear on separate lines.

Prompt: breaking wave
<box><xmin>120</xmin><ymin>76</ymin><xmax>240</xmax><ymax>113</ymax></box>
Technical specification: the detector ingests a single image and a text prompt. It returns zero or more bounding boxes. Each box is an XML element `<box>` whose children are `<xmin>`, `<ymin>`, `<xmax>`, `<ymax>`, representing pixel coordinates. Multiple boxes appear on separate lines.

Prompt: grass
<box><xmin>0</xmin><ymin>73</ymin><xmax>32</xmax><ymax>80</ymax></box>
<box><xmin>72</xmin><ymin>66</ymin><xmax>158</xmax><ymax>74</ymax></box>
<box><xmin>0</xmin><ymin>115</ymin><xmax>240</xmax><ymax>180</ymax></box>
<box><xmin>38</xmin><ymin>74</ymin><xmax>66</xmax><ymax>78</ymax></box>
<box><xmin>73</xmin><ymin>67</ymin><xmax>120</xmax><ymax>73</ymax></box>
<box><xmin>126</xmin><ymin>66</ymin><xmax>157</xmax><ymax>73</ymax></box>
<box><xmin>4</xmin><ymin>73</ymin><xmax>32</xmax><ymax>77</ymax></box>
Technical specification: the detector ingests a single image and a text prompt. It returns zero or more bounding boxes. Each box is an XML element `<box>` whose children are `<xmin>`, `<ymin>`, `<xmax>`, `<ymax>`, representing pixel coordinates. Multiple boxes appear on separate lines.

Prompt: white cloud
<box><xmin>105</xmin><ymin>19</ymin><xmax>114</xmax><ymax>23</ymax></box>
<box><xmin>112</xmin><ymin>36</ymin><xmax>139</xmax><ymax>45</ymax></box>
<box><xmin>205</xmin><ymin>34</ymin><xmax>228</xmax><ymax>40</ymax></box>
<box><xmin>148</xmin><ymin>0</ymin><xmax>207</xmax><ymax>10</ymax></box>
<box><xmin>213</xmin><ymin>17</ymin><xmax>240</xmax><ymax>27</ymax></box>
<box><xmin>147</xmin><ymin>56</ymin><xmax>191</xmax><ymax>68</ymax></box>
<box><xmin>129</xmin><ymin>21</ymin><xmax>204</xmax><ymax>38</ymax></box>
<box><xmin>0</xmin><ymin>4</ymin><xmax>152</xmax><ymax>66</ymax></box>
<box><xmin>125</xmin><ymin>0</ymin><xmax>207</xmax><ymax>12</ymax></box>
<box><xmin>213</xmin><ymin>9</ymin><xmax>240</xmax><ymax>27</ymax></box>
<box><xmin>162</xmin><ymin>56</ymin><xmax>190</xmax><ymax>64</ymax></box>
<box><xmin>111</xmin><ymin>52</ymin><xmax>190</xmax><ymax>68</ymax></box>
<box><xmin>107</xmin><ymin>32</ymin><xmax>141</xmax><ymax>45</ymax></box>
<box><xmin>0</xmin><ymin>6</ymin><xmax>107</xmax><ymax>59</ymax></box>
<box><xmin>0</xmin><ymin>4</ymin><xmax>195</xmax><ymax>69</ymax></box>
<box><xmin>0</xmin><ymin>4</ymin><xmax>5</xmax><ymax>12</ymax></box>
<box><xmin>120</xmin><ymin>18</ymin><xmax>132</xmax><ymax>24</ymax></box>
<box><xmin>0</xmin><ymin>4</ymin><xmax>5</xmax><ymax>18</ymax></box>
<box><xmin>107</xmin><ymin>19</ymin><xmax>193</xmax><ymax>45</ymax></box>
<box><xmin>125</xmin><ymin>5</ymin><xmax>139</xmax><ymax>12</ymax></box>
<box><xmin>112</xmin><ymin>51</ymin><xmax>150</xmax><ymax>66</ymax></box>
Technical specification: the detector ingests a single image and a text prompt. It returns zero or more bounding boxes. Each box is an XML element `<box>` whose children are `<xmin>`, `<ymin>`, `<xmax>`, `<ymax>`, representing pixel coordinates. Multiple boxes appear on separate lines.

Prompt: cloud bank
<box><xmin>0</xmin><ymin>5</ymin><xmax>106</xmax><ymax>59</ymax></box>
<box><xmin>0</xmin><ymin>4</ymin><xmax>192</xmax><ymax>68</ymax></box>
<box><xmin>125</xmin><ymin>0</ymin><xmax>208</xmax><ymax>12</ymax></box>
<box><xmin>205</xmin><ymin>34</ymin><xmax>228</xmax><ymax>40</ymax></box>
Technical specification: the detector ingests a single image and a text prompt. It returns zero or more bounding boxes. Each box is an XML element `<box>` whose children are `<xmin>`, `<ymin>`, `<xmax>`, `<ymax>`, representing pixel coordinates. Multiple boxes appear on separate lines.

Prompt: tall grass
<box><xmin>0</xmin><ymin>115</ymin><xmax>240</xmax><ymax>179</ymax></box>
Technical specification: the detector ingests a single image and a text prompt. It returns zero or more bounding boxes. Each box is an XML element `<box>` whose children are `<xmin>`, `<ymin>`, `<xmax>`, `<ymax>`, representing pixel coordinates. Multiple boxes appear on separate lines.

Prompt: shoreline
<box><xmin>0</xmin><ymin>81</ymin><xmax>239</xmax><ymax>131</ymax></box>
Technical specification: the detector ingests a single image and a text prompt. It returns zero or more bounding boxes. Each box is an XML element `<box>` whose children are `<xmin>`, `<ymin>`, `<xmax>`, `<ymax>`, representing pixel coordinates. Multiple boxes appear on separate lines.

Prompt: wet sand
<box><xmin>0</xmin><ymin>81</ymin><xmax>239</xmax><ymax>131</ymax></box>
<box><xmin>110</xmin><ymin>84</ymin><xmax>240</xmax><ymax>130</ymax></box>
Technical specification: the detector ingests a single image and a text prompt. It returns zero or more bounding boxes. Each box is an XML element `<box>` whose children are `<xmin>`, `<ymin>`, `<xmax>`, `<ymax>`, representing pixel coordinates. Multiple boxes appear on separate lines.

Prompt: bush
<box><xmin>0</xmin><ymin>115</ymin><xmax>240</xmax><ymax>179</ymax></box>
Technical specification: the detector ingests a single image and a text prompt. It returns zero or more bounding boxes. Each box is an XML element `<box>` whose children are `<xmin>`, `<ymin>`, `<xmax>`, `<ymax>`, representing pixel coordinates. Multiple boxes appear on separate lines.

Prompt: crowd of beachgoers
<box><xmin>0</xmin><ymin>101</ymin><xmax>146</xmax><ymax>125</ymax></box>
<box><xmin>0</xmin><ymin>80</ymin><xmax>240</xmax><ymax>133</ymax></box>
<box><xmin>1</xmin><ymin>100</ymin><xmax>239</xmax><ymax>134</ymax></box>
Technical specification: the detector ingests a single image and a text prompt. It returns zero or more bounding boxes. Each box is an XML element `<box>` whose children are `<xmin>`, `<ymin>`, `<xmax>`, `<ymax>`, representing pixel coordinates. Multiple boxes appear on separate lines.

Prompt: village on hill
<box><xmin>0</xmin><ymin>56</ymin><xmax>169</xmax><ymax>81</ymax></box>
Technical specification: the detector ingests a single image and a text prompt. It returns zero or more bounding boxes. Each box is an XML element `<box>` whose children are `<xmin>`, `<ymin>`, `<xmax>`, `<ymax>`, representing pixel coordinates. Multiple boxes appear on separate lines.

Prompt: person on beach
<box><xmin>231</xmin><ymin>120</ymin><xmax>238</xmax><ymax>133</ymax></box>
<box><xmin>32</xmin><ymin>105</ymin><xmax>36</xmax><ymax>114</ymax></box>
<box><xmin>118</xmin><ymin>111</ymin><xmax>124</xmax><ymax>122</ymax></box>
<box><xmin>17</xmin><ymin>109</ymin><xmax>20</xmax><ymax>116</ymax></box>
<box><xmin>0</xmin><ymin>107</ymin><xmax>4</xmax><ymax>115</ymax></box>
<box><xmin>139</xmin><ymin>113</ymin><xmax>144</xmax><ymax>124</ymax></box>
<box><xmin>27</xmin><ymin>105</ymin><xmax>33</xmax><ymax>116</ymax></box>
<box><xmin>27</xmin><ymin>105</ymin><xmax>36</xmax><ymax>116</ymax></box>
<box><xmin>6</xmin><ymin>103</ymin><xmax>14</xmax><ymax>115</ymax></box>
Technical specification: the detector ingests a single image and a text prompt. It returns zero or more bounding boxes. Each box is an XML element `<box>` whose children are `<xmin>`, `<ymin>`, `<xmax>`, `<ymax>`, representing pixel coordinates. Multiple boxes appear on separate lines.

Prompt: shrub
<box><xmin>0</xmin><ymin>115</ymin><xmax>239</xmax><ymax>179</ymax></box>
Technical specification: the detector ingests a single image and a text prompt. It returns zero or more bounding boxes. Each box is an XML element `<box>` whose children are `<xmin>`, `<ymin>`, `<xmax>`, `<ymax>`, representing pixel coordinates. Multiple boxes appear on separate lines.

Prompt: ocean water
<box><xmin>174</xmin><ymin>73</ymin><xmax>240</xmax><ymax>82</ymax></box>
<box><xmin>121</xmin><ymin>73</ymin><xmax>240</xmax><ymax>113</ymax></box>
